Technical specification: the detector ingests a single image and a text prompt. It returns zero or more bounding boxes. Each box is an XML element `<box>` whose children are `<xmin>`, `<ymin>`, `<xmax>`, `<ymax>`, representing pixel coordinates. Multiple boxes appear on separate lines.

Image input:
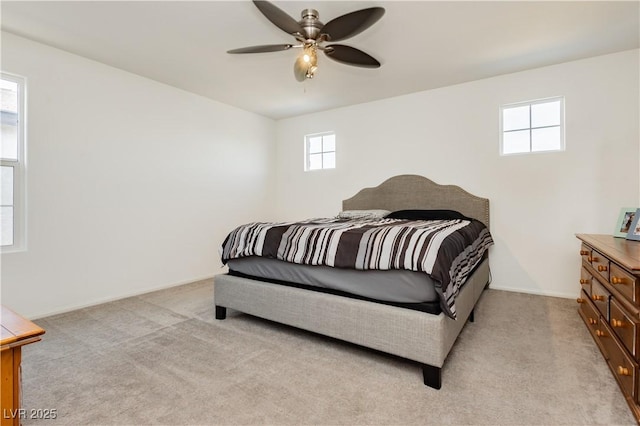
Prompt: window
<box><xmin>500</xmin><ymin>97</ymin><xmax>564</xmax><ymax>155</ymax></box>
<box><xmin>1</xmin><ymin>73</ymin><xmax>26</xmax><ymax>251</ymax></box>
<box><xmin>304</xmin><ymin>132</ymin><xmax>335</xmax><ymax>171</ymax></box>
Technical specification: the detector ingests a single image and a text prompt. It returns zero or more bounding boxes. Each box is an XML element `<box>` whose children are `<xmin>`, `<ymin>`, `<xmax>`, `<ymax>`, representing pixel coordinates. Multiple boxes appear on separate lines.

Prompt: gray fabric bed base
<box><xmin>214</xmin><ymin>258</ymin><xmax>490</xmax><ymax>389</ymax></box>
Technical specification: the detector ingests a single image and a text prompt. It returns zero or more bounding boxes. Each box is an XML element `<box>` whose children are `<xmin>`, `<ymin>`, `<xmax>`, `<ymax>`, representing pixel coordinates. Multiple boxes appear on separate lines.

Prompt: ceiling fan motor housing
<box><xmin>298</xmin><ymin>9</ymin><xmax>323</xmax><ymax>40</ymax></box>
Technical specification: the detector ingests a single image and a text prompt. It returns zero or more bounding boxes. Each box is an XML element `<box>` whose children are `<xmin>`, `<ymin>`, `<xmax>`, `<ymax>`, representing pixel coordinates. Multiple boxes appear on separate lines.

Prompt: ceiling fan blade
<box><xmin>320</xmin><ymin>7</ymin><xmax>385</xmax><ymax>42</ymax></box>
<box><xmin>253</xmin><ymin>0</ymin><xmax>303</xmax><ymax>36</ymax></box>
<box><xmin>227</xmin><ymin>44</ymin><xmax>293</xmax><ymax>54</ymax></box>
<box><xmin>324</xmin><ymin>45</ymin><xmax>381</xmax><ymax>68</ymax></box>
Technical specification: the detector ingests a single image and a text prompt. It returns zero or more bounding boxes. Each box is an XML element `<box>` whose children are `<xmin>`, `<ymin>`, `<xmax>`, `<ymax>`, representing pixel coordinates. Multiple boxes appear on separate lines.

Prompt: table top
<box><xmin>1</xmin><ymin>305</ymin><xmax>45</xmax><ymax>348</ymax></box>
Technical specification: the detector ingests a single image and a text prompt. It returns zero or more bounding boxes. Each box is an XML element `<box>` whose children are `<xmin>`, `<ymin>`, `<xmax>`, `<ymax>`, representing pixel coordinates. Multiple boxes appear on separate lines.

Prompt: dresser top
<box><xmin>576</xmin><ymin>234</ymin><xmax>640</xmax><ymax>272</ymax></box>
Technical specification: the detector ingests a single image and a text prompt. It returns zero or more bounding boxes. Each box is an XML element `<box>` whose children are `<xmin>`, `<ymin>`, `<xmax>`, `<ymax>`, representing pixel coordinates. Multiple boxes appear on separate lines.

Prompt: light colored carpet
<box><xmin>20</xmin><ymin>279</ymin><xmax>634</xmax><ymax>425</ymax></box>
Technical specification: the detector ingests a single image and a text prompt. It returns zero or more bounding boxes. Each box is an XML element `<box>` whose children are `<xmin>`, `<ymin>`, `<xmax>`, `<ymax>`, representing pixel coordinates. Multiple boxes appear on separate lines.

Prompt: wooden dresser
<box><xmin>576</xmin><ymin>234</ymin><xmax>640</xmax><ymax>422</ymax></box>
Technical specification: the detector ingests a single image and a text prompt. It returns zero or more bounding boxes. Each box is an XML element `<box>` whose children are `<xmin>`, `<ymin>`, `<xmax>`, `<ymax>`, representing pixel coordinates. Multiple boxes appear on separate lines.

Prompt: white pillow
<box><xmin>337</xmin><ymin>209</ymin><xmax>391</xmax><ymax>219</ymax></box>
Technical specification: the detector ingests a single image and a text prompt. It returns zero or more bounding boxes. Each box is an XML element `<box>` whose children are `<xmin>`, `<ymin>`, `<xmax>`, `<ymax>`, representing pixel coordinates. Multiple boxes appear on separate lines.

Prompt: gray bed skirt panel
<box><xmin>226</xmin><ymin>256</ymin><xmax>440</xmax><ymax>304</ymax></box>
<box><xmin>214</xmin><ymin>258</ymin><xmax>489</xmax><ymax>369</ymax></box>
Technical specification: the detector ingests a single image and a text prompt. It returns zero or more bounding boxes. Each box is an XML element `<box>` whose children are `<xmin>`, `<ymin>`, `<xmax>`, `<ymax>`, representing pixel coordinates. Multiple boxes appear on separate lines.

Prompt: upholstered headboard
<box><xmin>342</xmin><ymin>175</ymin><xmax>490</xmax><ymax>229</ymax></box>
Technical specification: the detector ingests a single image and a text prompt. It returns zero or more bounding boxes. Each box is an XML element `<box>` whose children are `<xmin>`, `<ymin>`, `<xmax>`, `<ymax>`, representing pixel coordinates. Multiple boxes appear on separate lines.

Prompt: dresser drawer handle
<box><xmin>597</xmin><ymin>265</ymin><xmax>608</xmax><ymax>272</ymax></box>
<box><xmin>591</xmin><ymin>294</ymin><xmax>605</xmax><ymax>302</ymax></box>
<box><xmin>611</xmin><ymin>276</ymin><xmax>624</xmax><ymax>284</ymax></box>
<box><xmin>618</xmin><ymin>366</ymin><xmax>631</xmax><ymax>376</ymax></box>
<box><xmin>579</xmin><ymin>279</ymin><xmax>589</xmax><ymax>284</ymax></box>
<box><xmin>611</xmin><ymin>319</ymin><xmax>625</xmax><ymax>328</ymax></box>
<box><xmin>580</xmin><ymin>250</ymin><xmax>589</xmax><ymax>256</ymax></box>
<box><xmin>588</xmin><ymin>318</ymin><xmax>597</xmax><ymax>325</ymax></box>
<box><xmin>577</xmin><ymin>298</ymin><xmax>585</xmax><ymax>304</ymax></box>
<box><xmin>595</xmin><ymin>330</ymin><xmax>607</xmax><ymax>337</ymax></box>
<box><xmin>588</xmin><ymin>256</ymin><xmax>595</xmax><ymax>262</ymax></box>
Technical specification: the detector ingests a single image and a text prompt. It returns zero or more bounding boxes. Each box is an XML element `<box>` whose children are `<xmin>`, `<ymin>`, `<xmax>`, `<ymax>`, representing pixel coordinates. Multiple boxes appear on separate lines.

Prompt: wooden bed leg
<box><xmin>422</xmin><ymin>364</ymin><xmax>442</xmax><ymax>390</ymax></box>
<box><xmin>469</xmin><ymin>309</ymin><xmax>475</xmax><ymax>323</ymax></box>
<box><xmin>215</xmin><ymin>306</ymin><xmax>226</xmax><ymax>320</ymax></box>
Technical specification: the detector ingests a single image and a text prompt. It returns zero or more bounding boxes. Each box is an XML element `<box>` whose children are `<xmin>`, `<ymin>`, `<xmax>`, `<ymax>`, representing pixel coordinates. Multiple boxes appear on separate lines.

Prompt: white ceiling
<box><xmin>2</xmin><ymin>1</ymin><xmax>639</xmax><ymax>120</ymax></box>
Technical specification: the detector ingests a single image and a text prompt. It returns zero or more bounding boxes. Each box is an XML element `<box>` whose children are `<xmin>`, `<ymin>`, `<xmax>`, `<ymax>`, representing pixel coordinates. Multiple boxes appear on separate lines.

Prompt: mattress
<box><xmin>226</xmin><ymin>256</ymin><xmax>439</xmax><ymax>303</ymax></box>
<box><xmin>221</xmin><ymin>216</ymin><xmax>493</xmax><ymax>319</ymax></box>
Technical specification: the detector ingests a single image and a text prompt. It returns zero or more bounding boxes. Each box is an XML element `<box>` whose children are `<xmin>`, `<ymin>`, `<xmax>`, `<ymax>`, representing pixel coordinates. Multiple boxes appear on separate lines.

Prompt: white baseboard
<box><xmin>489</xmin><ymin>284</ymin><xmax>576</xmax><ymax>300</ymax></box>
<box><xmin>30</xmin><ymin>274</ymin><xmax>216</xmax><ymax>320</ymax></box>
<box><xmin>31</xmin><ymin>277</ymin><xmax>575</xmax><ymax>320</ymax></box>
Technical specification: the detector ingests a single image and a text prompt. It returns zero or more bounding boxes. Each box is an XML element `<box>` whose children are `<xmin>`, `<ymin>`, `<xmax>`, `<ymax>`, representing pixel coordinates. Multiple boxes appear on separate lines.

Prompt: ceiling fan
<box><xmin>227</xmin><ymin>1</ymin><xmax>385</xmax><ymax>82</ymax></box>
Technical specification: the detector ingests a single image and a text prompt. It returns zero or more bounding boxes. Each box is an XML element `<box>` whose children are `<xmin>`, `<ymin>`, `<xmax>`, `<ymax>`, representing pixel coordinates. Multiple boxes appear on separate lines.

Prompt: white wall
<box><xmin>0</xmin><ymin>32</ymin><xmax>276</xmax><ymax>318</ymax></box>
<box><xmin>275</xmin><ymin>49</ymin><xmax>640</xmax><ymax>299</ymax></box>
<box><xmin>2</xmin><ymin>32</ymin><xmax>636</xmax><ymax>318</ymax></box>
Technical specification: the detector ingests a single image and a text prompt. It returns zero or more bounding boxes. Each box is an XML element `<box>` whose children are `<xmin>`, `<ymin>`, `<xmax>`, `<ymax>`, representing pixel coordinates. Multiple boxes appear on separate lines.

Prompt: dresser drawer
<box><xmin>610</xmin><ymin>263</ymin><xmax>640</xmax><ymax>305</ymax></box>
<box><xmin>600</xmin><ymin>320</ymin><xmax>638</xmax><ymax>402</ymax></box>
<box><xmin>578</xmin><ymin>290</ymin><xmax>609</xmax><ymax>357</ymax></box>
<box><xmin>610</xmin><ymin>298</ymin><xmax>640</xmax><ymax>357</ymax></box>
<box><xmin>590</xmin><ymin>279</ymin><xmax>610</xmax><ymax>320</ymax></box>
<box><xmin>580</xmin><ymin>266</ymin><xmax>593</xmax><ymax>296</ymax></box>
<box><xmin>590</xmin><ymin>249</ymin><xmax>610</xmax><ymax>282</ymax></box>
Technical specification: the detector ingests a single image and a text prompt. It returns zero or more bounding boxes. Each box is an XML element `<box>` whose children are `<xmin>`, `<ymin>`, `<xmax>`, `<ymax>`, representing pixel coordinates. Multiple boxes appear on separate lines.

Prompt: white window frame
<box><xmin>500</xmin><ymin>96</ymin><xmax>565</xmax><ymax>156</ymax></box>
<box><xmin>304</xmin><ymin>131</ymin><xmax>336</xmax><ymax>171</ymax></box>
<box><xmin>1</xmin><ymin>72</ymin><xmax>27</xmax><ymax>253</ymax></box>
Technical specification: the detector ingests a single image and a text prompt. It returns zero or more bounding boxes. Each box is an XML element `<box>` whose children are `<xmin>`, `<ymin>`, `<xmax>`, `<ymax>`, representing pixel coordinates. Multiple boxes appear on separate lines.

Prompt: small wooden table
<box><xmin>1</xmin><ymin>305</ymin><xmax>45</xmax><ymax>426</ymax></box>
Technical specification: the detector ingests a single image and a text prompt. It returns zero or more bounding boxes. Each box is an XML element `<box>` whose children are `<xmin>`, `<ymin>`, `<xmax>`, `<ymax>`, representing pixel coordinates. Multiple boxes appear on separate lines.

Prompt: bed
<box><xmin>214</xmin><ymin>174</ymin><xmax>492</xmax><ymax>389</ymax></box>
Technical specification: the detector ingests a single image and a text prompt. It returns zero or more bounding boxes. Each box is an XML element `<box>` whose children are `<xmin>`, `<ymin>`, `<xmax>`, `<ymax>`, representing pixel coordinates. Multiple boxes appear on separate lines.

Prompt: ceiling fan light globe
<box><xmin>302</xmin><ymin>45</ymin><xmax>318</xmax><ymax>67</ymax></box>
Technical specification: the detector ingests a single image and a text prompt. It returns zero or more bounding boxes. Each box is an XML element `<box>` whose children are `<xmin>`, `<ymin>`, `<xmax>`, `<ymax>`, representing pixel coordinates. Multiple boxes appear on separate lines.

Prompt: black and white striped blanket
<box><xmin>221</xmin><ymin>217</ymin><xmax>493</xmax><ymax>319</ymax></box>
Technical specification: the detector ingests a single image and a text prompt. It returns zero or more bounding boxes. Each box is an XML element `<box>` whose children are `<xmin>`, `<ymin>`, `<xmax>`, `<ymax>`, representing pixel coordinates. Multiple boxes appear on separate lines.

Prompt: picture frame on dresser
<box><xmin>615</xmin><ymin>207</ymin><xmax>638</xmax><ymax>238</ymax></box>
<box><xmin>625</xmin><ymin>208</ymin><xmax>640</xmax><ymax>241</ymax></box>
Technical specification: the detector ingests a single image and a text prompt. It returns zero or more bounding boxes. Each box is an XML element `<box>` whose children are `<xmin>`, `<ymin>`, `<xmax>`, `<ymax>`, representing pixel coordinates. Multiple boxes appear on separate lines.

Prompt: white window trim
<box><xmin>499</xmin><ymin>96</ymin><xmax>565</xmax><ymax>156</ymax></box>
<box><xmin>304</xmin><ymin>131</ymin><xmax>336</xmax><ymax>171</ymax></box>
<box><xmin>1</xmin><ymin>72</ymin><xmax>27</xmax><ymax>253</ymax></box>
